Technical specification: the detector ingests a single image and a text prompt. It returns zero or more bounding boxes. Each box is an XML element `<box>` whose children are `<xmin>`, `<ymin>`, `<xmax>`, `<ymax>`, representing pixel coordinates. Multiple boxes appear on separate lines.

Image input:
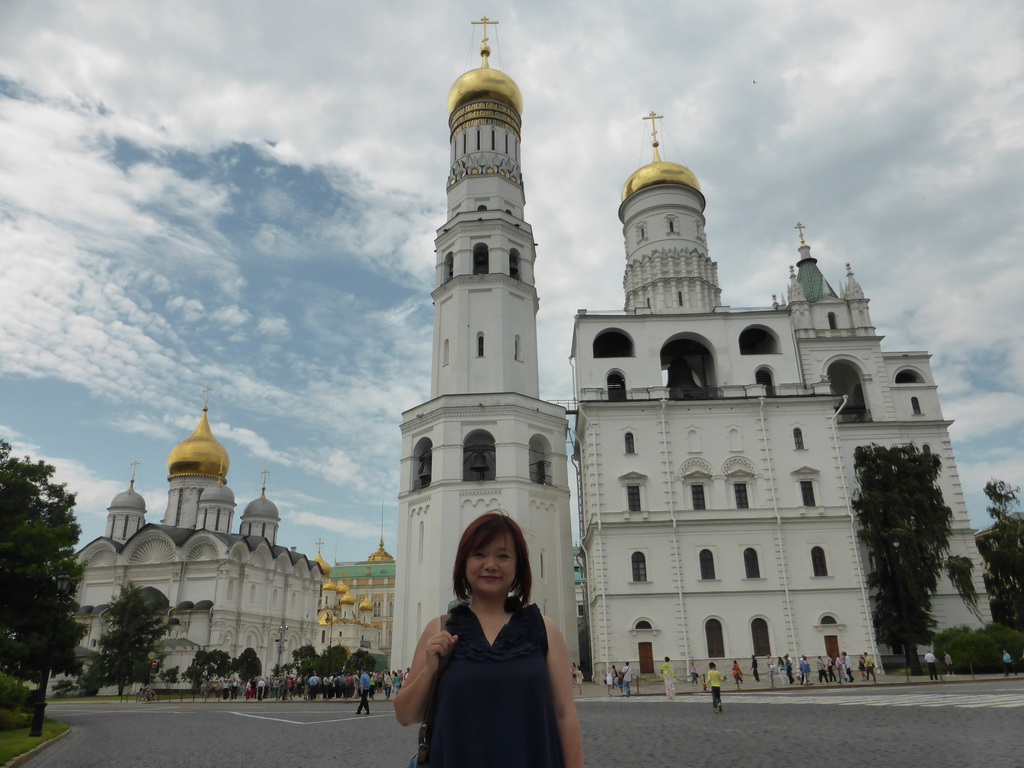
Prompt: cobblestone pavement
<box><xmin>26</xmin><ymin>679</ymin><xmax>1024</xmax><ymax>768</ymax></box>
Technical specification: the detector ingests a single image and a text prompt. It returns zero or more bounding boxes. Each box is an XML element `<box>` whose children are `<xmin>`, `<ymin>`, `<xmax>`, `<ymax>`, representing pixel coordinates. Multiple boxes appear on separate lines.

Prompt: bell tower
<box><xmin>393</xmin><ymin>19</ymin><xmax>578</xmax><ymax>669</ymax></box>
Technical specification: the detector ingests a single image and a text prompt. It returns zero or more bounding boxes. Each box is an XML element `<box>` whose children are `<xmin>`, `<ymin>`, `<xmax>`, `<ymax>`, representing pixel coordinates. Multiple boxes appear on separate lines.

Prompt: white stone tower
<box><xmin>392</xmin><ymin>21</ymin><xmax>578</xmax><ymax>668</ymax></box>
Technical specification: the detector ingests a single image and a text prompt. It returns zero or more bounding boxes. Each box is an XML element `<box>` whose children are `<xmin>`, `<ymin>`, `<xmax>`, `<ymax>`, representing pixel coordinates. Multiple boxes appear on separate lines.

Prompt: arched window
<box><xmin>751</xmin><ymin>618</ymin><xmax>771</xmax><ymax>656</ymax></box>
<box><xmin>827</xmin><ymin>312</ymin><xmax>838</xmax><ymax>330</ymax></box>
<box><xmin>593</xmin><ymin>330</ymin><xmax>634</xmax><ymax>358</ymax></box>
<box><xmin>755</xmin><ymin>368</ymin><xmax>775</xmax><ymax>396</ymax></box>
<box><xmin>529</xmin><ymin>435</ymin><xmax>550</xmax><ymax>485</ymax></box>
<box><xmin>743</xmin><ymin>548</ymin><xmax>760</xmax><ymax>578</ymax></box>
<box><xmin>828</xmin><ymin>360</ymin><xmax>869</xmax><ymax>421</ymax></box>
<box><xmin>922</xmin><ymin>444</ymin><xmax>932</xmax><ymax>455</ymax></box>
<box><xmin>895</xmin><ymin>370</ymin><xmax>922</xmax><ymax>383</ymax></box>
<box><xmin>624</xmin><ymin>432</ymin><xmax>635</xmax><ymax>454</ymax></box>
<box><xmin>463</xmin><ymin>430</ymin><xmax>496</xmax><ymax>481</ymax></box>
<box><xmin>911</xmin><ymin>397</ymin><xmax>922</xmax><ymax>415</ymax></box>
<box><xmin>677</xmin><ymin>291</ymin><xmax>683</xmax><ymax>306</ymax></box>
<box><xmin>631</xmin><ymin>552</ymin><xmax>647</xmax><ymax>582</ymax></box>
<box><xmin>705</xmin><ymin>618</ymin><xmax>724</xmax><ymax>657</ymax></box>
<box><xmin>509</xmin><ymin>249</ymin><xmax>521</xmax><ymax>280</ymax></box>
<box><xmin>699</xmin><ymin>549</ymin><xmax>716</xmax><ymax>580</ymax></box>
<box><xmin>443</xmin><ymin>252</ymin><xmax>454</xmax><ymax>282</ymax></box>
<box><xmin>820</xmin><ymin>615</ymin><xmax>837</xmax><ymax>625</ymax></box>
<box><xmin>661</xmin><ymin>337</ymin><xmax>715</xmax><ymax>399</ymax></box>
<box><xmin>793</xmin><ymin>428</ymin><xmax>804</xmax><ymax>450</ymax></box>
<box><xmin>249</xmin><ymin>584</ymin><xmax>257</xmax><ymax>603</ymax></box>
<box><xmin>472</xmin><ymin>243</ymin><xmax>489</xmax><ymax>275</ymax></box>
<box><xmin>811</xmin><ymin>546</ymin><xmax>828</xmax><ymax>577</ymax></box>
<box><xmin>413</xmin><ymin>438</ymin><xmax>433</xmax><ymax>490</ymax></box>
<box><xmin>635</xmin><ymin>620</ymin><xmax>652</xmax><ymax>630</ymax></box>
<box><xmin>477</xmin><ymin>204</ymin><xmax>487</xmax><ymax>211</ymax></box>
<box><xmin>739</xmin><ymin>327</ymin><xmax>779</xmax><ymax>354</ymax></box>
<box><xmin>607</xmin><ymin>372</ymin><xmax>626</xmax><ymax>401</ymax></box>
<box><xmin>477</xmin><ymin>333</ymin><xmax>485</xmax><ymax>357</ymax></box>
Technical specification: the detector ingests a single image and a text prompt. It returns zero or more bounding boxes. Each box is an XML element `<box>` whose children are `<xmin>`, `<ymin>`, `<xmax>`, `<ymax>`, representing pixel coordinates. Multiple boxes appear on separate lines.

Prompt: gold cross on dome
<box><xmin>794</xmin><ymin>222</ymin><xmax>807</xmax><ymax>245</ymax></box>
<box><xmin>260</xmin><ymin>469</ymin><xmax>270</xmax><ymax>493</ymax></box>
<box><xmin>129</xmin><ymin>461</ymin><xmax>140</xmax><ymax>485</ymax></box>
<box><xmin>471</xmin><ymin>16</ymin><xmax>499</xmax><ymax>45</ymax></box>
<box><xmin>643</xmin><ymin>111</ymin><xmax>664</xmax><ymax>162</ymax></box>
<box><xmin>315</xmin><ymin>538</ymin><xmax>325</xmax><ymax>554</ymax></box>
<box><xmin>203</xmin><ymin>387</ymin><xmax>213</xmax><ymax>407</ymax></box>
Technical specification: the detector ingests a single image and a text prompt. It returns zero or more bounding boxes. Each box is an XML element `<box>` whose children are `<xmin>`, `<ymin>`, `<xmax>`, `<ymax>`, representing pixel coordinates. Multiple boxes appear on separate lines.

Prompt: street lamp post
<box><xmin>274</xmin><ymin>624</ymin><xmax>288</xmax><ymax>673</ymax></box>
<box><xmin>30</xmin><ymin>574</ymin><xmax>72</xmax><ymax>737</ymax></box>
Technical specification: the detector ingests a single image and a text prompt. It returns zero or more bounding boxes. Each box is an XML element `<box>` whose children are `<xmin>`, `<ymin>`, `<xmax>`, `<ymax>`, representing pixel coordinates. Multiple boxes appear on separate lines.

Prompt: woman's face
<box><xmin>465</xmin><ymin>532</ymin><xmax>517</xmax><ymax>599</ymax></box>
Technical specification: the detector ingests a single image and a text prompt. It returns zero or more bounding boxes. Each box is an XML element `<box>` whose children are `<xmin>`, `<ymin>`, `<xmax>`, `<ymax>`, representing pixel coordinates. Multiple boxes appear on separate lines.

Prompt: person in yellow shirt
<box><xmin>659</xmin><ymin>657</ymin><xmax>676</xmax><ymax>699</ymax></box>
<box><xmin>707</xmin><ymin>662</ymin><xmax>725</xmax><ymax>712</ymax></box>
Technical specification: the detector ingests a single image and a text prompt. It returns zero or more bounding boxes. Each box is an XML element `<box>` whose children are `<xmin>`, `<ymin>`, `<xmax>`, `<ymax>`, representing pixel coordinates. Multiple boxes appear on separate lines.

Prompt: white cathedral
<box><xmin>393</xmin><ymin>25</ymin><xmax>989</xmax><ymax>676</ymax></box>
<box><xmin>74</xmin><ymin>407</ymin><xmax>325</xmax><ymax>678</ymax></box>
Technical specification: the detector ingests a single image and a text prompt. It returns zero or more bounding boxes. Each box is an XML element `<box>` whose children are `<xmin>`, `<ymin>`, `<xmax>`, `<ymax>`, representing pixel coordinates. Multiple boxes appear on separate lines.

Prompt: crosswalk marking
<box><xmin>585</xmin><ymin>692</ymin><xmax>1024</xmax><ymax>709</ymax></box>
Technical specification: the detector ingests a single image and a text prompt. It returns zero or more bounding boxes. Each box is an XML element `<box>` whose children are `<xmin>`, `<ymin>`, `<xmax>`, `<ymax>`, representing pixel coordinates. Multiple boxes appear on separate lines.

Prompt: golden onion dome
<box><xmin>447</xmin><ymin>43</ymin><xmax>523</xmax><ymax>115</ymax></box>
<box><xmin>167</xmin><ymin>407</ymin><xmax>230</xmax><ymax>480</ymax></box>
<box><xmin>322</xmin><ymin>579</ymin><xmax>336</xmax><ymax>592</ymax></box>
<box><xmin>335</xmin><ymin>580</ymin><xmax>350</xmax><ymax>595</ymax></box>
<box><xmin>340</xmin><ymin>592</ymin><xmax>356</xmax><ymax>606</ymax></box>
<box><xmin>367</xmin><ymin>539</ymin><xmax>394</xmax><ymax>562</ymax></box>
<box><xmin>358</xmin><ymin>597</ymin><xmax>373</xmax><ymax>613</ymax></box>
<box><xmin>314</xmin><ymin>551</ymin><xmax>332</xmax><ymax>578</ymax></box>
<box><xmin>622</xmin><ymin>160</ymin><xmax>701</xmax><ymax>201</ymax></box>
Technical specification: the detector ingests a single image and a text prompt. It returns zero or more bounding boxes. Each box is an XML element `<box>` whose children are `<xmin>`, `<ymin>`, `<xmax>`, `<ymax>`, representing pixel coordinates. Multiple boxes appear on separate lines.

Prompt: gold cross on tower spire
<box><xmin>643</xmin><ymin>111</ymin><xmax>664</xmax><ymax>163</ymax></box>
<box><xmin>794</xmin><ymin>222</ymin><xmax>807</xmax><ymax>246</ymax></box>
<box><xmin>260</xmin><ymin>469</ymin><xmax>270</xmax><ymax>495</ymax></box>
<box><xmin>129</xmin><ymin>460</ymin><xmax>140</xmax><ymax>488</ymax></box>
<box><xmin>471</xmin><ymin>16</ymin><xmax>499</xmax><ymax>67</ymax></box>
<box><xmin>202</xmin><ymin>387</ymin><xmax>213</xmax><ymax>410</ymax></box>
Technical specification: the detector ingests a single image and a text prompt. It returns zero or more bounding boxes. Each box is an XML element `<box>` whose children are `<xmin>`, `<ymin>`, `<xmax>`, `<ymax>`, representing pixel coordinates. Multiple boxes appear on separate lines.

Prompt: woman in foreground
<box><xmin>394</xmin><ymin>511</ymin><xmax>584</xmax><ymax>768</ymax></box>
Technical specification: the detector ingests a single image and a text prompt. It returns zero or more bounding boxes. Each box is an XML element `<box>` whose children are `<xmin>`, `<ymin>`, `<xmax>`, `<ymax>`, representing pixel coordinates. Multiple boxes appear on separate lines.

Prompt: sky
<box><xmin>1</xmin><ymin>0</ymin><xmax>1022</xmax><ymax>564</ymax></box>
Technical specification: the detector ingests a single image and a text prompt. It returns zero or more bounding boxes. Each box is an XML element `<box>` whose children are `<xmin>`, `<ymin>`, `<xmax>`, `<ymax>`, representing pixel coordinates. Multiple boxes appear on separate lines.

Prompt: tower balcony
<box><xmin>578</xmin><ymin>383</ymin><xmax>835</xmax><ymax>403</ymax></box>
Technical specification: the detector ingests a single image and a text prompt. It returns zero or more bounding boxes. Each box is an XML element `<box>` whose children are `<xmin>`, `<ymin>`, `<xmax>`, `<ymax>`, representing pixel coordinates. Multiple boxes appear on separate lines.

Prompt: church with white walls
<box><xmin>74</xmin><ymin>406</ymin><xmax>325</xmax><ymax>678</ymax></box>
<box><xmin>571</xmin><ymin>121</ymin><xmax>990</xmax><ymax>674</ymax></box>
<box><xmin>391</xmin><ymin>25</ymin><xmax>578</xmax><ymax>669</ymax></box>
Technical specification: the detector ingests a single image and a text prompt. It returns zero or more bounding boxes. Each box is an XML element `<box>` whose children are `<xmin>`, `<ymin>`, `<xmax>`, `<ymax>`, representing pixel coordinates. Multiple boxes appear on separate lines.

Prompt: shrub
<box><xmin>0</xmin><ymin>674</ymin><xmax>30</xmax><ymax>714</ymax></box>
<box><xmin>0</xmin><ymin>709</ymin><xmax>30</xmax><ymax>731</ymax></box>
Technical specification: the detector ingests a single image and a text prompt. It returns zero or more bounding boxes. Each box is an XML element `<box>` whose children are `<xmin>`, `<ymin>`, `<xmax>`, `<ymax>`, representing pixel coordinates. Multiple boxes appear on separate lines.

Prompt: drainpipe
<box><xmin>759</xmin><ymin>395</ymin><xmax>796</xmax><ymax>653</ymax></box>
<box><xmin>661</xmin><ymin>398</ymin><xmax>690</xmax><ymax>666</ymax></box>
<box><xmin>830</xmin><ymin>395</ymin><xmax>882</xmax><ymax>672</ymax></box>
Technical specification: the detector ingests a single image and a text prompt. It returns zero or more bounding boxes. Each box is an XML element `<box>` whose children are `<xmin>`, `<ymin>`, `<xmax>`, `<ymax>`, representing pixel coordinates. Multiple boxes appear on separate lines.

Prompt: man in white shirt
<box><xmin>621</xmin><ymin>662</ymin><xmax>633</xmax><ymax>697</ymax></box>
<box><xmin>924</xmin><ymin>650</ymin><xmax>939</xmax><ymax>680</ymax></box>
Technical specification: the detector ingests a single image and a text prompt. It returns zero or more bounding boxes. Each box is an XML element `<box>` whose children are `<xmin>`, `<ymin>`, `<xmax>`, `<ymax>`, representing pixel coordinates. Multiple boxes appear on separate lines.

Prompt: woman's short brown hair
<box><xmin>452</xmin><ymin>510</ymin><xmax>531</xmax><ymax>609</ymax></box>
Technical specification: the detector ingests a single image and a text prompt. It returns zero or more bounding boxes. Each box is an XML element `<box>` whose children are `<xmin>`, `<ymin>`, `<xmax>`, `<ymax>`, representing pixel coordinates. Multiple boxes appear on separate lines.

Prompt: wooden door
<box><xmin>638</xmin><ymin>642</ymin><xmax>654</xmax><ymax>673</ymax></box>
<box><xmin>824</xmin><ymin>635</ymin><xmax>839</xmax><ymax>660</ymax></box>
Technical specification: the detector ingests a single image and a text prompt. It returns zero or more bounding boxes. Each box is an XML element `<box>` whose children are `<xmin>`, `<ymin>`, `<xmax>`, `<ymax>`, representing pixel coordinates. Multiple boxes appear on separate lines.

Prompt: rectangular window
<box><xmin>734</xmin><ymin>483</ymin><xmax>749</xmax><ymax>509</ymax></box>
<box><xmin>800</xmin><ymin>480</ymin><xmax>816</xmax><ymax>507</ymax></box>
<box><xmin>691</xmin><ymin>484</ymin><xmax>706</xmax><ymax>510</ymax></box>
<box><xmin>626</xmin><ymin>485</ymin><xmax>641</xmax><ymax>512</ymax></box>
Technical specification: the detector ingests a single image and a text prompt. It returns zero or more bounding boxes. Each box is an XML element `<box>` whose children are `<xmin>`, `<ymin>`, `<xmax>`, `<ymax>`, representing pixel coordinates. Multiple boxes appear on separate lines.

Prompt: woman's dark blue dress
<box><xmin>430</xmin><ymin>602</ymin><xmax>564</xmax><ymax>768</ymax></box>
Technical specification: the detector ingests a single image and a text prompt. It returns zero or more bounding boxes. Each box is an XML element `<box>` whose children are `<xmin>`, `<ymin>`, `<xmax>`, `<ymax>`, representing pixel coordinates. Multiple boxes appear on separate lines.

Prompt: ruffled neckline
<box><xmin>448</xmin><ymin>603</ymin><xmax>543</xmax><ymax>662</ymax></box>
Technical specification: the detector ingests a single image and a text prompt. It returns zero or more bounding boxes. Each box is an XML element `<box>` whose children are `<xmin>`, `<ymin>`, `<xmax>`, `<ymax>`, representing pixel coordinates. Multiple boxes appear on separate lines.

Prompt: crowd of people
<box><xmin>200</xmin><ymin>669</ymin><xmax>408</xmax><ymax>702</ymax></box>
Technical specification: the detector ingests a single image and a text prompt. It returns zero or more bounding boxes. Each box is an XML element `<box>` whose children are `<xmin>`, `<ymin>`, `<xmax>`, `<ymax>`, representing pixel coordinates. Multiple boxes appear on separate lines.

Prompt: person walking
<box><xmin>944</xmin><ymin>651</ymin><xmax>955</xmax><ymax>679</ymax></box>
<box><xmin>750</xmin><ymin>655</ymin><xmax>760</xmax><ymax>683</ymax></box>
<box><xmin>356</xmin><ymin>669</ymin><xmax>371</xmax><ymax>714</ymax></box>
<box><xmin>393</xmin><ymin>511</ymin><xmax>584</xmax><ymax>768</ymax></box>
<box><xmin>817</xmin><ymin>656</ymin><xmax>828</xmax><ymax>684</ymax></box>
<box><xmin>865</xmin><ymin>652</ymin><xmax>877</xmax><ymax>682</ymax></box>
<box><xmin>925</xmin><ymin>650</ymin><xmax>939</xmax><ymax>680</ymax></box>
<box><xmin>660</xmin><ymin>657</ymin><xmax>676</xmax><ymax>699</ymax></box>
<box><xmin>707</xmin><ymin>662</ymin><xmax>725</xmax><ymax>713</ymax></box>
<box><xmin>621</xmin><ymin>662</ymin><xmax>633</xmax><ymax>697</ymax></box>
<box><xmin>731</xmin><ymin>660</ymin><xmax>743</xmax><ymax>688</ymax></box>
<box><xmin>1002</xmin><ymin>649</ymin><xmax>1014</xmax><ymax>677</ymax></box>
<box><xmin>605</xmin><ymin>667</ymin><xmax>614</xmax><ymax>696</ymax></box>
<box><xmin>690</xmin><ymin>661</ymin><xmax>699</xmax><ymax>686</ymax></box>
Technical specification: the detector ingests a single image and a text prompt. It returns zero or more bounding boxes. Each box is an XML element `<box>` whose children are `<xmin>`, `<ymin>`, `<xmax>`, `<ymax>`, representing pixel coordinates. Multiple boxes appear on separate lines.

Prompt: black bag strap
<box><xmin>416</xmin><ymin>613</ymin><xmax>452</xmax><ymax>766</ymax></box>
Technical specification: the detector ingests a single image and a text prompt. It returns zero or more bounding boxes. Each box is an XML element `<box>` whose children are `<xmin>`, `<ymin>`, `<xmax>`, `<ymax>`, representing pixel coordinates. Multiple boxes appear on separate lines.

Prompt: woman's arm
<box><xmin>393</xmin><ymin>616</ymin><xmax>458</xmax><ymax>726</ymax></box>
<box><xmin>544</xmin><ymin>616</ymin><xmax>584</xmax><ymax>768</ymax></box>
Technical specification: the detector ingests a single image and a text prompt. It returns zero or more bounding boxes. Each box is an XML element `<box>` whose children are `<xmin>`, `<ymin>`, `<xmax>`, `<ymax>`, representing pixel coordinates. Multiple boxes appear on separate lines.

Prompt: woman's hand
<box><xmin>424</xmin><ymin>630</ymin><xmax>459</xmax><ymax>670</ymax></box>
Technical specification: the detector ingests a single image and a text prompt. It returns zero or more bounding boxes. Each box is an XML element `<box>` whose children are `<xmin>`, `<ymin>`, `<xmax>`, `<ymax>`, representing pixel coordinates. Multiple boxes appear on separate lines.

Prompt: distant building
<box><xmin>316</xmin><ymin>541</ymin><xmax>395</xmax><ymax>667</ymax></box>
<box><xmin>74</xmin><ymin>406</ymin><xmax>323</xmax><ymax>680</ymax></box>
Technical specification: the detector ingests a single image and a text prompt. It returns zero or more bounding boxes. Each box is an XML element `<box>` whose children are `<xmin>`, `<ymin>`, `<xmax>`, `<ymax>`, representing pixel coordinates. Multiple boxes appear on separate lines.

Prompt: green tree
<box><xmin>232</xmin><ymin>648</ymin><xmax>262</xmax><ymax>680</ymax></box>
<box><xmin>183</xmin><ymin>649</ymin><xmax>232</xmax><ymax>689</ymax></box>
<box><xmin>320</xmin><ymin>645</ymin><xmax>349</xmax><ymax>676</ymax></box>
<box><xmin>0</xmin><ymin>440</ymin><xmax>85</xmax><ymax>680</ymax></box>
<box><xmin>932</xmin><ymin>625</ymin><xmax>997</xmax><ymax>678</ymax></box>
<box><xmin>95</xmin><ymin>582</ymin><xmax>169</xmax><ymax>695</ymax></box>
<box><xmin>347</xmin><ymin>648</ymin><xmax>376</xmax><ymax>674</ymax></box>
<box><xmin>291</xmin><ymin>645</ymin><xmax>319</xmax><ymax>677</ymax></box>
<box><xmin>976</xmin><ymin>480</ymin><xmax>1024</xmax><ymax>631</ymax></box>
<box><xmin>158</xmin><ymin>666</ymin><xmax>179</xmax><ymax>686</ymax></box>
<box><xmin>853</xmin><ymin>443</ymin><xmax>979</xmax><ymax>674</ymax></box>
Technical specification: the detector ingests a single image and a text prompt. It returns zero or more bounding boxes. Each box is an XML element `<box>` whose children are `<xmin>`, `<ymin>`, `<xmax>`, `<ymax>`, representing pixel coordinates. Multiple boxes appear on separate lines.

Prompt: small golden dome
<box><xmin>314</xmin><ymin>551</ymin><xmax>332</xmax><ymax>577</ymax></box>
<box><xmin>367</xmin><ymin>540</ymin><xmax>394</xmax><ymax>562</ymax></box>
<box><xmin>335</xmin><ymin>580</ymin><xmax>350</xmax><ymax>595</ymax></box>
<box><xmin>447</xmin><ymin>43</ymin><xmax>523</xmax><ymax>115</ymax></box>
<box><xmin>622</xmin><ymin>160</ymin><xmax>701</xmax><ymax>201</ymax></box>
<box><xmin>340</xmin><ymin>592</ymin><xmax>356</xmax><ymax>606</ymax></box>
<box><xmin>322</xmin><ymin>579</ymin><xmax>336</xmax><ymax>592</ymax></box>
<box><xmin>358</xmin><ymin>597</ymin><xmax>373</xmax><ymax>613</ymax></box>
<box><xmin>167</xmin><ymin>408</ymin><xmax>230</xmax><ymax>480</ymax></box>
